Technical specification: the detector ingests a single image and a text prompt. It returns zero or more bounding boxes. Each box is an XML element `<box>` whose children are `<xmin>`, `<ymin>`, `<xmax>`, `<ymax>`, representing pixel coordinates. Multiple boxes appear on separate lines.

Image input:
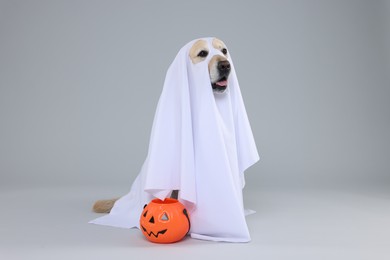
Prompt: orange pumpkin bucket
<box><xmin>140</xmin><ymin>198</ymin><xmax>190</xmax><ymax>243</ymax></box>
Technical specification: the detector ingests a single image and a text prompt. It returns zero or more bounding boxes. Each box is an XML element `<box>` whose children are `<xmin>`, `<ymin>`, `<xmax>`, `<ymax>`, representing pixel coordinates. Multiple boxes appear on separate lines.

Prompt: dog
<box><xmin>92</xmin><ymin>38</ymin><xmax>232</xmax><ymax>214</ymax></box>
<box><xmin>189</xmin><ymin>38</ymin><xmax>231</xmax><ymax>93</ymax></box>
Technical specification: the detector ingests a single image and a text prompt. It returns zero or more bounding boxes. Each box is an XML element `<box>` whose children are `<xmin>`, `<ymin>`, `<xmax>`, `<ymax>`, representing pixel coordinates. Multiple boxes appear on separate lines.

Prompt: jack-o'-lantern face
<box><xmin>140</xmin><ymin>198</ymin><xmax>190</xmax><ymax>243</ymax></box>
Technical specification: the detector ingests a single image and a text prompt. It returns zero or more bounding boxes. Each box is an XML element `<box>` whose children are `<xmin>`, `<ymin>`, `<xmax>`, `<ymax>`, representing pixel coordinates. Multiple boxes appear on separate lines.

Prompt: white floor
<box><xmin>1</xmin><ymin>185</ymin><xmax>389</xmax><ymax>260</ymax></box>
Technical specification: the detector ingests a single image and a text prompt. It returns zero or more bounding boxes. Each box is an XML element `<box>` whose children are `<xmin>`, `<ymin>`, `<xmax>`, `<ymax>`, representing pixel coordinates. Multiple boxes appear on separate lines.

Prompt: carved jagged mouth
<box><xmin>141</xmin><ymin>225</ymin><xmax>168</xmax><ymax>238</ymax></box>
<box><xmin>212</xmin><ymin>76</ymin><xmax>228</xmax><ymax>93</ymax></box>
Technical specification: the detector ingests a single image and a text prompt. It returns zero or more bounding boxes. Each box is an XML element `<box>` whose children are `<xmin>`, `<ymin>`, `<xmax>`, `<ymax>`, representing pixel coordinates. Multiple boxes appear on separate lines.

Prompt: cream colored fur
<box><xmin>92</xmin><ymin>198</ymin><xmax>119</xmax><ymax>213</ymax></box>
<box><xmin>189</xmin><ymin>39</ymin><xmax>208</xmax><ymax>64</ymax></box>
<box><xmin>208</xmin><ymin>55</ymin><xmax>228</xmax><ymax>84</ymax></box>
<box><xmin>212</xmin><ymin>38</ymin><xmax>228</xmax><ymax>57</ymax></box>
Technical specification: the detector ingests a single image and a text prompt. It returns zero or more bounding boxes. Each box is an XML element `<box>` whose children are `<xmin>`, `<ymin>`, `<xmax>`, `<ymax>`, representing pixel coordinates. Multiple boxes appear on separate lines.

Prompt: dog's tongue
<box><xmin>216</xmin><ymin>80</ymin><xmax>228</xmax><ymax>87</ymax></box>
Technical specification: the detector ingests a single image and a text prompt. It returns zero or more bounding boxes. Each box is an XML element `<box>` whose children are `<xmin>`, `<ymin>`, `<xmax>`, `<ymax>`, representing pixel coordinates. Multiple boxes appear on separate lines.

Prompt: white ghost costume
<box><xmin>90</xmin><ymin>37</ymin><xmax>259</xmax><ymax>243</ymax></box>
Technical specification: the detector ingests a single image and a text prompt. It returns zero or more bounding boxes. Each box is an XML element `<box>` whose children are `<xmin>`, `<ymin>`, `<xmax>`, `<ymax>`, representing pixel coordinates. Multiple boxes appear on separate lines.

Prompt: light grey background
<box><xmin>0</xmin><ymin>1</ymin><xmax>389</xmax><ymax>259</ymax></box>
<box><xmin>1</xmin><ymin>0</ymin><xmax>389</xmax><ymax>189</ymax></box>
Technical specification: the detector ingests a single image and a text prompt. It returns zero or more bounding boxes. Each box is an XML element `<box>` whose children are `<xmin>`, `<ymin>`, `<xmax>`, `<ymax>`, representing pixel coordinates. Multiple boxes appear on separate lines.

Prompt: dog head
<box><xmin>188</xmin><ymin>38</ymin><xmax>231</xmax><ymax>94</ymax></box>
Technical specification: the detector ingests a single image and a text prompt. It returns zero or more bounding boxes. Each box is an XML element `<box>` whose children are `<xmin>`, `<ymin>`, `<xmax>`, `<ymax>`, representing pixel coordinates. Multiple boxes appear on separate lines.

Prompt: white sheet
<box><xmin>90</xmin><ymin>37</ymin><xmax>259</xmax><ymax>242</ymax></box>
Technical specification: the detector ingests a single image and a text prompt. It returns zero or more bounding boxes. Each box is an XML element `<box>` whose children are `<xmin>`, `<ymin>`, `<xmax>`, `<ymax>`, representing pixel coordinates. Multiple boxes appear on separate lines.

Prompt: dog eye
<box><xmin>197</xmin><ymin>50</ymin><xmax>208</xmax><ymax>58</ymax></box>
<box><xmin>222</xmin><ymin>48</ymin><xmax>228</xmax><ymax>55</ymax></box>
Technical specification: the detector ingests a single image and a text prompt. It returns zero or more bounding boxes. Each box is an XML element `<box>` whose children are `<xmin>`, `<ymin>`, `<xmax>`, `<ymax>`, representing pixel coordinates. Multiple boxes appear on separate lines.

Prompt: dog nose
<box><xmin>218</xmin><ymin>60</ymin><xmax>231</xmax><ymax>75</ymax></box>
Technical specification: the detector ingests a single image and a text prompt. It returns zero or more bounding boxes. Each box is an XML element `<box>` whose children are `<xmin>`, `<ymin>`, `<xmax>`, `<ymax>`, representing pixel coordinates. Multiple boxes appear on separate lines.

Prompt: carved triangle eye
<box><xmin>143</xmin><ymin>210</ymin><xmax>148</xmax><ymax>217</ymax></box>
<box><xmin>161</xmin><ymin>213</ymin><xmax>169</xmax><ymax>221</ymax></box>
